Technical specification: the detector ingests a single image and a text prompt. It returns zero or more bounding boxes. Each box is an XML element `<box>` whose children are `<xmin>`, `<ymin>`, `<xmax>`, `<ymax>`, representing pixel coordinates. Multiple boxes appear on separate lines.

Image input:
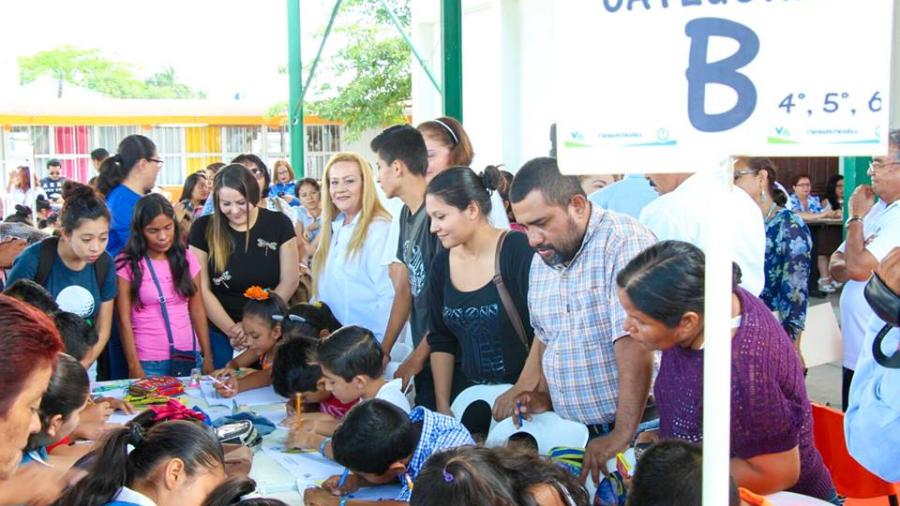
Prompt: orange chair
<box><xmin>811</xmin><ymin>403</ymin><xmax>899</xmax><ymax>505</ymax></box>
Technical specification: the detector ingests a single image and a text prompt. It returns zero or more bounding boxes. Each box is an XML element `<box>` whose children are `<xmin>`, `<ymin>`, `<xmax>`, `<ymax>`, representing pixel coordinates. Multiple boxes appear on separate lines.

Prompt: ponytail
<box><xmin>426</xmin><ymin>165</ymin><xmax>500</xmax><ymax>216</ymax></box>
<box><xmin>95</xmin><ymin>135</ymin><xmax>156</xmax><ymax>196</ymax></box>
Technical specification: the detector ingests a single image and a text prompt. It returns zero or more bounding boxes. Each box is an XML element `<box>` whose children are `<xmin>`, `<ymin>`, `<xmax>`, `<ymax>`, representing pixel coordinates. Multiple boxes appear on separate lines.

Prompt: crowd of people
<box><xmin>0</xmin><ymin>121</ymin><xmax>897</xmax><ymax>506</ymax></box>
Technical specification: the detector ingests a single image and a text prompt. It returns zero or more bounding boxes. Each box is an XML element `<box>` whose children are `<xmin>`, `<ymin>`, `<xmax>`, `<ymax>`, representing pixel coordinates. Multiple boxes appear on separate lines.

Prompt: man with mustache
<box><xmin>495</xmin><ymin>157</ymin><xmax>657</xmax><ymax>484</ymax></box>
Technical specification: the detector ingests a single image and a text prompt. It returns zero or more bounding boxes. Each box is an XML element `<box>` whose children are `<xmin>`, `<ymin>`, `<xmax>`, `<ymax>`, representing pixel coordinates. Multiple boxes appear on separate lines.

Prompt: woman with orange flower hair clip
<box><xmin>211</xmin><ymin>286</ymin><xmax>289</xmax><ymax>397</ymax></box>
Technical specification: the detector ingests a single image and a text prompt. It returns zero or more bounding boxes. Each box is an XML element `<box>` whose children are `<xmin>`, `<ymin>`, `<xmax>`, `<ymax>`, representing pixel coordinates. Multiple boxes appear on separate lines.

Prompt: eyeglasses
<box><xmin>869</xmin><ymin>160</ymin><xmax>899</xmax><ymax>172</ymax></box>
<box><xmin>148</xmin><ymin>158</ymin><xmax>164</xmax><ymax>165</ymax></box>
<box><xmin>733</xmin><ymin>169</ymin><xmax>756</xmax><ymax>180</ymax></box>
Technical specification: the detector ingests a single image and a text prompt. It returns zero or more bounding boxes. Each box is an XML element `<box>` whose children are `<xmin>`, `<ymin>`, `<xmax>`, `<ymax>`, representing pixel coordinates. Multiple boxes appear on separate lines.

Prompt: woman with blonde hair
<box><xmin>312</xmin><ymin>152</ymin><xmax>402</xmax><ymax>344</ymax></box>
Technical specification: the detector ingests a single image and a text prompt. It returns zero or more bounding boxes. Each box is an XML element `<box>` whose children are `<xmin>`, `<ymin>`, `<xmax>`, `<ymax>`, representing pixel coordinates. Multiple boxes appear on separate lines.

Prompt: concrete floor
<box><xmin>804</xmin><ymin>292</ymin><xmax>844</xmax><ymax>410</ymax></box>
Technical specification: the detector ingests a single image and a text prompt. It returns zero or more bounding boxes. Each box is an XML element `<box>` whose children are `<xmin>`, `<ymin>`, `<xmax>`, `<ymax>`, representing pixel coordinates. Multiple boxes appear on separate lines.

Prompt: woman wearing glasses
<box><xmin>787</xmin><ymin>173</ymin><xmax>842</xmax><ymax>294</ymax></box>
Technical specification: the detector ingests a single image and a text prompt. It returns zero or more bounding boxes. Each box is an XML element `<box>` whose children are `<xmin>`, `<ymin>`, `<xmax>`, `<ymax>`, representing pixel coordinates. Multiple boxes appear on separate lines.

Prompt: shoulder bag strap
<box><xmin>144</xmin><ymin>256</ymin><xmax>194</xmax><ymax>356</ymax></box>
<box><xmin>492</xmin><ymin>230</ymin><xmax>529</xmax><ymax>351</ymax></box>
<box><xmin>36</xmin><ymin>236</ymin><xmax>60</xmax><ymax>286</ymax></box>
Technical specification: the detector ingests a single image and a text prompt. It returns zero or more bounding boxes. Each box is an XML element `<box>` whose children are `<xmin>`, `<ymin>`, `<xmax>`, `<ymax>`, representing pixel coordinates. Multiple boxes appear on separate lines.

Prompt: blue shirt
<box><xmin>268</xmin><ymin>181</ymin><xmax>300</xmax><ymax>206</ymax></box>
<box><xmin>398</xmin><ymin>407</ymin><xmax>474</xmax><ymax>501</ymax></box>
<box><xmin>787</xmin><ymin>194</ymin><xmax>825</xmax><ymax>214</ymax></box>
<box><xmin>845</xmin><ymin>319</ymin><xmax>900</xmax><ymax>482</ymax></box>
<box><xmin>6</xmin><ymin>241</ymin><xmax>117</xmax><ymax>322</ymax></box>
<box><xmin>760</xmin><ymin>207</ymin><xmax>812</xmax><ymax>342</ymax></box>
<box><xmin>105</xmin><ymin>185</ymin><xmax>142</xmax><ymax>257</ymax></box>
<box><xmin>587</xmin><ymin>174</ymin><xmax>658</xmax><ymax>219</ymax></box>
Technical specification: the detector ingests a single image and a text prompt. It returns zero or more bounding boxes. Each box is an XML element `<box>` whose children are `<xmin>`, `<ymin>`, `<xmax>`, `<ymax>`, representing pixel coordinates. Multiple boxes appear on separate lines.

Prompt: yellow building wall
<box><xmin>185</xmin><ymin>126</ymin><xmax>222</xmax><ymax>173</ymax></box>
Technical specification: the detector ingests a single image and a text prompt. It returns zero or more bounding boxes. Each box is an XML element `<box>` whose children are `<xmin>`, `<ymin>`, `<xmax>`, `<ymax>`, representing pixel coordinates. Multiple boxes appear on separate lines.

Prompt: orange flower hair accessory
<box><xmin>243</xmin><ymin>286</ymin><xmax>270</xmax><ymax>301</ymax></box>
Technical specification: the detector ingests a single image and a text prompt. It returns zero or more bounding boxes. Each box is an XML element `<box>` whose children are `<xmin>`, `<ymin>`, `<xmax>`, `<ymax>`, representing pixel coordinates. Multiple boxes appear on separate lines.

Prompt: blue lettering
<box><xmin>709</xmin><ymin>0</ymin><xmax>727</xmax><ymax>4</ymax></box>
<box><xmin>682</xmin><ymin>0</ymin><xmax>702</xmax><ymax>6</ymax></box>
<box><xmin>685</xmin><ymin>17</ymin><xmax>760</xmax><ymax>132</ymax></box>
<box><xmin>604</xmin><ymin>0</ymin><xmax>625</xmax><ymax>12</ymax></box>
<box><xmin>628</xmin><ymin>0</ymin><xmax>651</xmax><ymax>9</ymax></box>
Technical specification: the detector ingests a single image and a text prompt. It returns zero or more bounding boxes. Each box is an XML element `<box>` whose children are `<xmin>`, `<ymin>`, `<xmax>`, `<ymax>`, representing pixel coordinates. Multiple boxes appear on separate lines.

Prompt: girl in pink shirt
<box><xmin>115</xmin><ymin>194</ymin><xmax>214</xmax><ymax>378</ymax></box>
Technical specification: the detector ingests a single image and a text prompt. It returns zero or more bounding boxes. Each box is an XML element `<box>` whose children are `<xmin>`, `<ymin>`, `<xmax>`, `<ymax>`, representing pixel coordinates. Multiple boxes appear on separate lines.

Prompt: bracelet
<box><xmin>319</xmin><ymin>437</ymin><xmax>332</xmax><ymax>457</ymax></box>
<box><xmin>847</xmin><ymin>216</ymin><xmax>864</xmax><ymax>225</ymax></box>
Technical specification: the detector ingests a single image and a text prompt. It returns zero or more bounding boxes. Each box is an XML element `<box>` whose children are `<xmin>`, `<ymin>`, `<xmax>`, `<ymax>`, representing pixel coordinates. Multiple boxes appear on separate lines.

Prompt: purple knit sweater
<box><xmin>654</xmin><ymin>287</ymin><xmax>834</xmax><ymax>500</ymax></box>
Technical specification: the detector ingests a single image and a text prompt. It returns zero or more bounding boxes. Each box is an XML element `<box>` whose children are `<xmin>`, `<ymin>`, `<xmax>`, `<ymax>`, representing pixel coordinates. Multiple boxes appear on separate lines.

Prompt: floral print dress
<box><xmin>760</xmin><ymin>206</ymin><xmax>813</xmax><ymax>342</ymax></box>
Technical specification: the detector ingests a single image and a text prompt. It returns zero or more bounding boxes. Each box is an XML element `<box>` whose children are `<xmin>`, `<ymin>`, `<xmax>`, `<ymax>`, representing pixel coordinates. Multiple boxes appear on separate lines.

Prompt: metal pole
<box><xmin>441</xmin><ymin>0</ymin><xmax>463</xmax><ymax>121</ymax></box>
<box><xmin>379</xmin><ymin>0</ymin><xmax>442</xmax><ymax>95</ymax></box>
<box><xmin>300</xmin><ymin>0</ymin><xmax>343</xmax><ymax>104</ymax></box>
<box><xmin>287</xmin><ymin>0</ymin><xmax>305</xmax><ymax>178</ymax></box>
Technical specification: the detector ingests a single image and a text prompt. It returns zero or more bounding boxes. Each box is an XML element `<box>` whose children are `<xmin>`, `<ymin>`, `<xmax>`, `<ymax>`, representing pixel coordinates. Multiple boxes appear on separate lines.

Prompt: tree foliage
<box><xmin>18</xmin><ymin>46</ymin><xmax>206</xmax><ymax>99</ymax></box>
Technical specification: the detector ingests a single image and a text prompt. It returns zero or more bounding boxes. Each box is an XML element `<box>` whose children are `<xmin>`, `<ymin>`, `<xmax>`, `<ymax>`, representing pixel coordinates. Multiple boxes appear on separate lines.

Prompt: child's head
<box><xmin>202</xmin><ymin>477</ymin><xmax>289</xmax><ymax>506</ymax></box>
<box><xmin>241</xmin><ymin>288</ymin><xmax>288</xmax><ymax>357</ymax></box>
<box><xmin>54</xmin><ymin>311</ymin><xmax>99</xmax><ymax>365</ymax></box>
<box><xmin>411</xmin><ymin>446</ymin><xmax>590</xmax><ymax>506</ymax></box>
<box><xmin>628</xmin><ymin>440</ymin><xmax>733</xmax><ymax>506</ymax></box>
<box><xmin>2</xmin><ymin>279</ymin><xmax>59</xmax><ymax>314</ymax></box>
<box><xmin>26</xmin><ymin>353</ymin><xmax>90</xmax><ymax>451</ymax></box>
<box><xmin>315</xmin><ymin>325</ymin><xmax>384</xmax><ymax>404</ymax></box>
<box><xmin>59</xmin><ymin>420</ymin><xmax>226</xmax><ymax>506</ymax></box>
<box><xmin>281</xmin><ymin>302</ymin><xmax>341</xmax><ymax>339</ymax></box>
<box><xmin>332</xmin><ymin>399</ymin><xmax>415</xmax><ymax>484</ymax></box>
<box><xmin>271</xmin><ymin>336</ymin><xmax>326</xmax><ymax>402</ymax></box>
<box><xmin>370</xmin><ymin>124</ymin><xmax>428</xmax><ymax>199</ymax></box>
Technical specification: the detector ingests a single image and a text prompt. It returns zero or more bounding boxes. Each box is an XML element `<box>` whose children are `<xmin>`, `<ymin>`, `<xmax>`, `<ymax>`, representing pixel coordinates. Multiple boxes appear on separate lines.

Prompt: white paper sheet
<box><xmin>200</xmin><ymin>381</ymin><xmax>286</xmax><ymax>407</ymax></box>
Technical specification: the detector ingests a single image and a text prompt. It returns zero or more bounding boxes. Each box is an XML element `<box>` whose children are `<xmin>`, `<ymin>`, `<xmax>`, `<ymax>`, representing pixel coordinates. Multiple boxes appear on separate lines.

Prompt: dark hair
<box><xmin>232</xmin><ymin>154</ymin><xmax>270</xmax><ymax>196</ymax></box>
<box><xmin>54</xmin><ymin>311</ymin><xmax>99</xmax><ymax>362</ymax></box>
<box><xmin>295</xmin><ymin>177</ymin><xmax>321</xmax><ymax>199</ymax></box>
<box><xmin>509</xmin><ymin>157</ymin><xmax>585</xmax><ymax>207</ymax></box>
<box><xmin>315</xmin><ymin>325</ymin><xmax>384</xmax><ymax>382</ymax></box>
<box><xmin>271</xmin><ymin>336</ymin><xmax>322</xmax><ymax>397</ymax></box>
<box><xmin>57</xmin><ymin>420</ymin><xmax>225</xmax><ymax>506</ymax></box>
<box><xmin>201</xmin><ymin>477</ymin><xmax>288</xmax><ymax>506</ymax></box>
<box><xmin>96</xmin><ymin>135</ymin><xmax>157</xmax><ymax>196</ymax></box>
<box><xmin>47</xmin><ymin>159</ymin><xmax>61</xmax><ymax>168</ymax></box>
<box><xmin>27</xmin><ymin>353</ymin><xmax>89</xmax><ymax>450</ymax></box>
<box><xmin>370</xmin><ymin>124</ymin><xmax>428</xmax><ymax>176</ymax></box>
<box><xmin>417</xmin><ymin>116</ymin><xmax>474</xmax><ymax>167</ymax></box>
<box><xmin>0</xmin><ymin>295</ymin><xmax>63</xmax><ymax>417</ymax></box>
<box><xmin>411</xmin><ymin>446</ymin><xmax>590</xmax><ymax>506</ymax></box>
<box><xmin>4</xmin><ymin>204</ymin><xmax>33</xmax><ymax>226</ymax></box>
<box><xmin>90</xmin><ymin>148</ymin><xmax>110</xmax><ymax>162</ymax></box>
<box><xmin>3</xmin><ymin>279</ymin><xmax>59</xmax><ymax>314</ymax></box>
<box><xmin>824</xmin><ymin>174</ymin><xmax>844</xmax><ymax>211</ymax></box>
<box><xmin>628</xmin><ymin>440</ymin><xmax>706</xmax><ymax>506</ymax></box>
<box><xmin>207</xmin><ymin>162</ymin><xmax>226</xmax><ymax>174</ymax></box>
<box><xmin>332</xmin><ymin>399</ymin><xmax>416</xmax><ymax>474</ymax></box>
<box><xmin>285</xmin><ymin>302</ymin><xmax>341</xmax><ymax>336</ymax></box>
<box><xmin>59</xmin><ymin>181</ymin><xmax>110</xmax><ymax>234</ymax></box>
<box><xmin>745</xmin><ymin>158</ymin><xmax>787</xmax><ymax>207</ymax></box>
<box><xmin>497</xmin><ymin>169</ymin><xmax>514</xmax><ymax>201</ymax></box>
<box><xmin>426</xmin><ymin>166</ymin><xmax>501</xmax><ymax>216</ymax></box>
<box><xmin>36</xmin><ymin>199</ymin><xmax>52</xmax><ymax>213</ymax></box>
<box><xmin>117</xmin><ymin>194</ymin><xmax>195</xmax><ymax>310</ymax></box>
<box><xmin>616</xmin><ymin>241</ymin><xmax>707</xmax><ymax>328</ymax></box>
<box><xmin>790</xmin><ymin>173</ymin><xmax>811</xmax><ymax>188</ymax></box>
<box><xmin>206</xmin><ymin>164</ymin><xmax>261</xmax><ymax>274</ymax></box>
<box><xmin>182</xmin><ymin>172</ymin><xmax>208</xmax><ymax>204</ymax></box>
<box><xmin>242</xmin><ymin>292</ymin><xmax>288</xmax><ymax>329</ymax></box>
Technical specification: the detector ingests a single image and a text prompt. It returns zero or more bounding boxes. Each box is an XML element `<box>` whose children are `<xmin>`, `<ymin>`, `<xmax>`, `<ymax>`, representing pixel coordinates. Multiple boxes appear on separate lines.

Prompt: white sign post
<box><xmin>552</xmin><ymin>1</ymin><xmax>895</xmax><ymax>504</ymax></box>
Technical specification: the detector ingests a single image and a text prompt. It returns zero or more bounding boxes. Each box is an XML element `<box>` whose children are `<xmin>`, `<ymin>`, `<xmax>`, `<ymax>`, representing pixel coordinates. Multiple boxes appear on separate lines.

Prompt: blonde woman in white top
<box><xmin>313</xmin><ymin>152</ymin><xmax>407</xmax><ymax>346</ymax></box>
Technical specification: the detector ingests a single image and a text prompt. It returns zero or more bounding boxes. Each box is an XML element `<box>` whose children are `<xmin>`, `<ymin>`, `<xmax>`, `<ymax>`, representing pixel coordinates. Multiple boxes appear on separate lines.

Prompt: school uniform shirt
<box><xmin>396</xmin><ymin>204</ymin><xmax>444</xmax><ymax>345</ymax></box>
<box><xmin>397</xmin><ymin>407</ymin><xmax>475</xmax><ymax>501</ymax></box>
<box><xmin>106</xmin><ymin>185</ymin><xmax>143</xmax><ymax>258</ymax></box>
<box><xmin>639</xmin><ymin>172</ymin><xmax>766</xmax><ymax>296</ymax></box>
<box><xmin>315</xmin><ymin>213</ymin><xmax>395</xmax><ymax>342</ymax></box>
<box><xmin>529</xmin><ymin>206</ymin><xmax>656</xmax><ymax>425</ymax></box>
<box><xmin>105</xmin><ymin>486</ymin><xmax>157</xmax><ymax>506</ymax></box>
<box><xmin>116</xmin><ymin>251</ymin><xmax>202</xmax><ymax>361</ymax></box>
<box><xmin>375</xmin><ymin>378</ymin><xmax>411</xmax><ymax>413</ymax></box>
<box><xmin>427</xmin><ymin>231</ymin><xmax>534</xmax><ymax>385</ymax></box>
<box><xmin>188</xmin><ymin>208</ymin><xmax>295</xmax><ymax>333</ymax></box>
<box><xmin>837</xmin><ymin>199</ymin><xmax>900</xmax><ymax>370</ymax></box>
<box><xmin>7</xmin><ymin>241</ymin><xmax>116</xmax><ymax>323</ymax></box>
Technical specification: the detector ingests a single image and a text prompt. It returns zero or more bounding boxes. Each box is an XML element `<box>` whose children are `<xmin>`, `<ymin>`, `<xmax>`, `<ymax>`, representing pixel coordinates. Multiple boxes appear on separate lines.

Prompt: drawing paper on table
<box><xmin>262</xmin><ymin>444</ymin><xmax>344</xmax><ymax>480</ymax></box>
<box><xmin>200</xmin><ymin>381</ymin><xmax>286</xmax><ymax>407</ymax></box>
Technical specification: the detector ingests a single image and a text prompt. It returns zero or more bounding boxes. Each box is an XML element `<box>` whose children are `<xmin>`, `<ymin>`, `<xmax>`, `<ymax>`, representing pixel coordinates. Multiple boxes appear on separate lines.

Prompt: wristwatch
<box><xmin>847</xmin><ymin>216</ymin><xmax>864</xmax><ymax>225</ymax></box>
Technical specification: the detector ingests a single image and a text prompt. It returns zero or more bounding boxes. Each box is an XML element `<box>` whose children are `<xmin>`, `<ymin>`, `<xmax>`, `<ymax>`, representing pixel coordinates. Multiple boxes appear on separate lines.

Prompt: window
<box><xmin>96</xmin><ymin>126</ymin><xmax>140</xmax><ymax>152</ymax></box>
<box><xmin>223</xmin><ymin>127</ymin><xmax>258</xmax><ymax>159</ymax></box>
<box><xmin>148</xmin><ymin>127</ymin><xmax>185</xmax><ymax>186</ymax></box>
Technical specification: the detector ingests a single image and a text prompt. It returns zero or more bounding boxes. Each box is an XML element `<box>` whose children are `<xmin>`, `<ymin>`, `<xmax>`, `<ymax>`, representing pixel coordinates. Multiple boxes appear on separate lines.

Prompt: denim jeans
<box><xmin>140</xmin><ymin>352</ymin><xmax>202</xmax><ymax>377</ymax></box>
<box><xmin>208</xmin><ymin>328</ymin><xmax>235</xmax><ymax>369</ymax></box>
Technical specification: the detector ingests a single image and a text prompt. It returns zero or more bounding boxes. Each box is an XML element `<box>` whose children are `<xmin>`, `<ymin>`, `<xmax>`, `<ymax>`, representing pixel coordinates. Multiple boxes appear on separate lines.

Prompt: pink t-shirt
<box><xmin>116</xmin><ymin>251</ymin><xmax>201</xmax><ymax>361</ymax></box>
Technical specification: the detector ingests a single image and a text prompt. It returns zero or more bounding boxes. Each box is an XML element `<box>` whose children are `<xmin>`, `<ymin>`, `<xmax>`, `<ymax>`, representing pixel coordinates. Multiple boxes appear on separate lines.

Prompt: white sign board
<box><xmin>554</xmin><ymin>0</ymin><xmax>895</xmax><ymax>172</ymax></box>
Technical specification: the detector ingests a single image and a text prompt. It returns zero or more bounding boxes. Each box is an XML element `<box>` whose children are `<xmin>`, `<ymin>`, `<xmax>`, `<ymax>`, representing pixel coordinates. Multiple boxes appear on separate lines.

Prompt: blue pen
<box><xmin>337</xmin><ymin>467</ymin><xmax>350</xmax><ymax>489</ymax></box>
<box><xmin>515</xmin><ymin>400</ymin><xmax>524</xmax><ymax>427</ymax></box>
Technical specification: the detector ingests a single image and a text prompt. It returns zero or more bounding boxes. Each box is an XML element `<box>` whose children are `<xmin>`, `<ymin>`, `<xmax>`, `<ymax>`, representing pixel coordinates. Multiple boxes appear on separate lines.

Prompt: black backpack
<box><xmin>35</xmin><ymin>236</ymin><xmax>110</xmax><ymax>289</ymax></box>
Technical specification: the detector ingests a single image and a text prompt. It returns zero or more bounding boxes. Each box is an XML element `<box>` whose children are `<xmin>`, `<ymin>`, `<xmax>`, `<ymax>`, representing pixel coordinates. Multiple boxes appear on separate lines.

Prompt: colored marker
<box><xmin>207</xmin><ymin>374</ymin><xmax>233</xmax><ymax>392</ymax></box>
<box><xmin>337</xmin><ymin>468</ymin><xmax>350</xmax><ymax>489</ymax></box>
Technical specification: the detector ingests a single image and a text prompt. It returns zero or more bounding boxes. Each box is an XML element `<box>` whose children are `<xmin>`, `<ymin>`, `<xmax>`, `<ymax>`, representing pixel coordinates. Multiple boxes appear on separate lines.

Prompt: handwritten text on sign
<box><xmin>554</xmin><ymin>0</ymin><xmax>894</xmax><ymax>172</ymax></box>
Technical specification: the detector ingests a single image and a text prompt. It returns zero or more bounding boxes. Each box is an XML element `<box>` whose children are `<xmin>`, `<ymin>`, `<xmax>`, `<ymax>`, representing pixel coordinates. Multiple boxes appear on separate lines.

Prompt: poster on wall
<box><xmin>553</xmin><ymin>0</ymin><xmax>895</xmax><ymax>173</ymax></box>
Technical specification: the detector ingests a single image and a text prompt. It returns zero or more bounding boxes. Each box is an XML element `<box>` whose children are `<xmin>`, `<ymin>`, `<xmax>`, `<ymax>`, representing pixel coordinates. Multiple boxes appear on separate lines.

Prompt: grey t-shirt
<box><xmin>396</xmin><ymin>203</ymin><xmax>443</xmax><ymax>346</ymax></box>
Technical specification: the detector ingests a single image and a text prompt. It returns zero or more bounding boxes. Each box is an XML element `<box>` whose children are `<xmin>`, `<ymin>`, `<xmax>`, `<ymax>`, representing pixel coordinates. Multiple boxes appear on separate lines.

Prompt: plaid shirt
<box><xmin>397</xmin><ymin>407</ymin><xmax>475</xmax><ymax>501</ymax></box>
<box><xmin>529</xmin><ymin>206</ymin><xmax>656</xmax><ymax>425</ymax></box>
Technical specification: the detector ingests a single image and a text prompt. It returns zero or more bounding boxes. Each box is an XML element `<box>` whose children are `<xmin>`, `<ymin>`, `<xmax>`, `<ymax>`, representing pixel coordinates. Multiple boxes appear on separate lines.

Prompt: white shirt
<box><xmin>639</xmin><ymin>172</ymin><xmax>766</xmax><ymax>296</ymax></box>
<box><xmin>316</xmin><ymin>214</ymin><xmax>396</xmax><ymax>343</ymax></box>
<box><xmin>375</xmin><ymin>378</ymin><xmax>411</xmax><ymax>413</ymax></box>
<box><xmin>112</xmin><ymin>486</ymin><xmax>157</xmax><ymax>506</ymax></box>
<box><xmin>837</xmin><ymin>199</ymin><xmax>900</xmax><ymax>369</ymax></box>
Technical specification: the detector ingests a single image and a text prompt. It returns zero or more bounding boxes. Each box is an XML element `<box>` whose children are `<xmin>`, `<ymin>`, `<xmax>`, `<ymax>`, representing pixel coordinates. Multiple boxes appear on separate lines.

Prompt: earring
<box><xmin>760</xmin><ymin>191</ymin><xmax>768</xmax><ymax>205</ymax></box>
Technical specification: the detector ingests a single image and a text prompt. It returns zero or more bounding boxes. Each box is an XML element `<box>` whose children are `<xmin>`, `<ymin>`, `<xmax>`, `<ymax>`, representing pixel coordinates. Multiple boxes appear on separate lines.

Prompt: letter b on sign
<box><xmin>685</xmin><ymin>18</ymin><xmax>760</xmax><ymax>133</ymax></box>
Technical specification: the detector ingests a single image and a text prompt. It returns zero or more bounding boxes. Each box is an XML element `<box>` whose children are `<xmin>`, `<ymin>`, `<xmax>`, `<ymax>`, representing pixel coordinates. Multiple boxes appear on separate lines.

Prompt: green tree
<box><xmin>18</xmin><ymin>46</ymin><xmax>205</xmax><ymax>99</ymax></box>
<box><xmin>275</xmin><ymin>0</ymin><xmax>412</xmax><ymax>139</ymax></box>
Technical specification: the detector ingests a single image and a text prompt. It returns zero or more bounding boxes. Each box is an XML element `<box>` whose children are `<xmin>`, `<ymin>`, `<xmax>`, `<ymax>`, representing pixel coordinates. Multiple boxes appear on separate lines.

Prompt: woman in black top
<box><xmin>188</xmin><ymin>164</ymin><xmax>299</xmax><ymax>368</ymax></box>
<box><xmin>426</xmin><ymin>166</ymin><xmax>534</xmax><ymax>420</ymax></box>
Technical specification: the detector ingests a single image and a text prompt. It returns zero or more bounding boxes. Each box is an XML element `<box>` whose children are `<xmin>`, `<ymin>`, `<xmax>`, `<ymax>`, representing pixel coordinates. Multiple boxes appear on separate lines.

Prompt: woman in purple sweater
<box><xmin>616</xmin><ymin>241</ymin><xmax>836</xmax><ymax>503</ymax></box>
